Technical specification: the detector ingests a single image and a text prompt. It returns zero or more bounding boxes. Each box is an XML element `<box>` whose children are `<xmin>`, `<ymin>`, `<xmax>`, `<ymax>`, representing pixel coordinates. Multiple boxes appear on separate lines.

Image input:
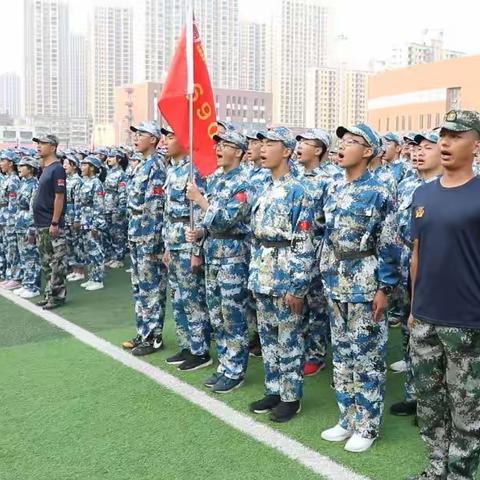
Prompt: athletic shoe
<box><xmin>36</xmin><ymin>299</ymin><xmax>49</xmax><ymax>307</ymax></box>
<box><xmin>203</xmin><ymin>372</ymin><xmax>223</xmax><ymax>388</ymax></box>
<box><xmin>19</xmin><ymin>289</ymin><xmax>41</xmax><ymax>299</ymax></box>
<box><xmin>125</xmin><ymin>267</ymin><xmax>133</xmax><ymax>273</ymax></box>
<box><xmin>80</xmin><ymin>280</ymin><xmax>93</xmax><ymax>288</ymax></box>
<box><xmin>166</xmin><ymin>349</ymin><xmax>190</xmax><ymax>365</ymax></box>
<box><xmin>390</xmin><ymin>400</ymin><xmax>417</xmax><ymax>416</ymax></box>
<box><xmin>321</xmin><ymin>424</ymin><xmax>352</xmax><ymax>442</ymax></box>
<box><xmin>303</xmin><ymin>361</ymin><xmax>326</xmax><ymax>377</ymax></box>
<box><xmin>390</xmin><ymin>360</ymin><xmax>408</xmax><ymax>373</ymax></box>
<box><xmin>85</xmin><ymin>282</ymin><xmax>104</xmax><ymax>291</ymax></box>
<box><xmin>405</xmin><ymin>471</ymin><xmax>445</xmax><ymax>480</ymax></box>
<box><xmin>0</xmin><ymin>280</ymin><xmax>10</xmax><ymax>288</ymax></box>
<box><xmin>212</xmin><ymin>375</ymin><xmax>244</xmax><ymax>394</ymax></box>
<box><xmin>131</xmin><ymin>335</ymin><xmax>163</xmax><ymax>356</ymax></box>
<box><xmin>109</xmin><ymin>260</ymin><xmax>124</xmax><ymax>269</ymax></box>
<box><xmin>67</xmin><ymin>272</ymin><xmax>85</xmax><ymax>282</ymax></box>
<box><xmin>13</xmin><ymin>287</ymin><xmax>26</xmax><ymax>295</ymax></box>
<box><xmin>43</xmin><ymin>301</ymin><xmax>64</xmax><ymax>311</ymax></box>
<box><xmin>344</xmin><ymin>433</ymin><xmax>375</xmax><ymax>452</ymax></box>
<box><xmin>249</xmin><ymin>394</ymin><xmax>281</xmax><ymax>414</ymax></box>
<box><xmin>122</xmin><ymin>334</ymin><xmax>142</xmax><ymax>349</ymax></box>
<box><xmin>4</xmin><ymin>280</ymin><xmax>21</xmax><ymax>290</ymax></box>
<box><xmin>178</xmin><ymin>352</ymin><xmax>212</xmax><ymax>371</ymax></box>
<box><xmin>270</xmin><ymin>400</ymin><xmax>301</xmax><ymax>423</ymax></box>
<box><xmin>389</xmin><ymin>318</ymin><xmax>401</xmax><ymax>328</ymax></box>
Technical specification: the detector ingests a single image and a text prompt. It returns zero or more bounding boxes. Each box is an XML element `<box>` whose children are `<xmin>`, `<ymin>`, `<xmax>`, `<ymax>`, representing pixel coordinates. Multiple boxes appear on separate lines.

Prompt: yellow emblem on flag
<box><xmin>415</xmin><ymin>206</ymin><xmax>425</xmax><ymax>218</ymax></box>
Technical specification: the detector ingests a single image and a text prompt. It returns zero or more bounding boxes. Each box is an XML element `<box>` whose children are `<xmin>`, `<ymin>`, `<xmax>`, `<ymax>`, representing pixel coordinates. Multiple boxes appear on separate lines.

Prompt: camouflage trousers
<box><xmin>104</xmin><ymin>213</ymin><xmax>127</xmax><ymax>262</ymax></box>
<box><xmin>5</xmin><ymin>228</ymin><xmax>21</xmax><ymax>281</ymax></box>
<box><xmin>255</xmin><ymin>293</ymin><xmax>305</xmax><ymax>402</ymax></box>
<box><xmin>16</xmin><ymin>232</ymin><xmax>41</xmax><ymax>292</ymax></box>
<box><xmin>410</xmin><ymin>318</ymin><xmax>480</xmax><ymax>480</ymax></box>
<box><xmin>304</xmin><ymin>271</ymin><xmax>330</xmax><ymax>364</ymax></box>
<box><xmin>129</xmin><ymin>240</ymin><xmax>167</xmax><ymax>339</ymax></box>
<box><xmin>65</xmin><ymin>223</ymin><xmax>84</xmax><ymax>268</ymax></box>
<box><xmin>168</xmin><ymin>250</ymin><xmax>210</xmax><ymax>355</ymax></box>
<box><xmin>246</xmin><ymin>292</ymin><xmax>258</xmax><ymax>337</ymax></box>
<box><xmin>326</xmin><ymin>298</ymin><xmax>388</xmax><ymax>439</ymax></box>
<box><xmin>81</xmin><ymin>229</ymin><xmax>104</xmax><ymax>283</ymax></box>
<box><xmin>205</xmin><ymin>258</ymin><xmax>249</xmax><ymax>380</ymax></box>
<box><xmin>36</xmin><ymin>228</ymin><xmax>67</xmax><ymax>304</ymax></box>
<box><xmin>0</xmin><ymin>225</ymin><xmax>5</xmax><ymax>278</ymax></box>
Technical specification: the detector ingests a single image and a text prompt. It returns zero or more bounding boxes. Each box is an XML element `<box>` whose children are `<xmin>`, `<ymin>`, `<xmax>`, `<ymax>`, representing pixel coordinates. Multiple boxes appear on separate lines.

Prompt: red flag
<box><xmin>158</xmin><ymin>16</ymin><xmax>217</xmax><ymax>177</ymax></box>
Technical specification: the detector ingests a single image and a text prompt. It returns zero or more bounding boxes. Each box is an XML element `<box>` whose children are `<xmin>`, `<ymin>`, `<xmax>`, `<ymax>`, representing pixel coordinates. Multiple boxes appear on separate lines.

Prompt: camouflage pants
<box><xmin>410</xmin><ymin>318</ymin><xmax>480</xmax><ymax>480</ymax></box>
<box><xmin>65</xmin><ymin>223</ymin><xmax>84</xmax><ymax>268</ymax></box>
<box><xmin>246</xmin><ymin>292</ymin><xmax>258</xmax><ymax>337</ymax></box>
<box><xmin>0</xmin><ymin>225</ymin><xmax>6</xmax><ymax>279</ymax></box>
<box><xmin>326</xmin><ymin>298</ymin><xmax>388</xmax><ymax>439</ymax></box>
<box><xmin>255</xmin><ymin>293</ymin><xmax>305</xmax><ymax>402</ymax></box>
<box><xmin>104</xmin><ymin>213</ymin><xmax>127</xmax><ymax>262</ymax></box>
<box><xmin>5</xmin><ymin>228</ymin><xmax>21</xmax><ymax>281</ymax></box>
<box><xmin>129</xmin><ymin>241</ymin><xmax>167</xmax><ymax>339</ymax></box>
<box><xmin>205</xmin><ymin>259</ymin><xmax>249</xmax><ymax>380</ymax></box>
<box><xmin>81</xmin><ymin>229</ymin><xmax>104</xmax><ymax>283</ymax></box>
<box><xmin>168</xmin><ymin>250</ymin><xmax>210</xmax><ymax>355</ymax></box>
<box><xmin>16</xmin><ymin>232</ymin><xmax>41</xmax><ymax>292</ymax></box>
<box><xmin>304</xmin><ymin>271</ymin><xmax>329</xmax><ymax>364</ymax></box>
<box><xmin>37</xmin><ymin>228</ymin><xmax>67</xmax><ymax>303</ymax></box>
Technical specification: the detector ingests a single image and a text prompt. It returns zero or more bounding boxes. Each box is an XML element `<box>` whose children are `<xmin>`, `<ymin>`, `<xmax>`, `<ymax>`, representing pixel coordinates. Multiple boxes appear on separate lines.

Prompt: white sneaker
<box><xmin>389</xmin><ymin>360</ymin><xmax>407</xmax><ymax>373</ymax></box>
<box><xmin>85</xmin><ymin>282</ymin><xmax>104</xmax><ymax>291</ymax></box>
<box><xmin>125</xmin><ymin>267</ymin><xmax>132</xmax><ymax>273</ymax></box>
<box><xmin>109</xmin><ymin>260</ymin><xmax>124</xmax><ymax>269</ymax></box>
<box><xmin>13</xmin><ymin>287</ymin><xmax>26</xmax><ymax>295</ymax></box>
<box><xmin>344</xmin><ymin>433</ymin><xmax>376</xmax><ymax>453</ymax></box>
<box><xmin>80</xmin><ymin>280</ymin><xmax>92</xmax><ymax>288</ymax></box>
<box><xmin>68</xmin><ymin>273</ymin><xmax>85</xmax><ymax>282</ymax></box>
<box><xmin>19</xmin><ymin>289</ymin><xmax>40</xmax><ymax>299</ymax></box>
<box><xmin>321</xmin><ymin>424</ymin><xmax>353</xmax><ymax>442</ymax></box>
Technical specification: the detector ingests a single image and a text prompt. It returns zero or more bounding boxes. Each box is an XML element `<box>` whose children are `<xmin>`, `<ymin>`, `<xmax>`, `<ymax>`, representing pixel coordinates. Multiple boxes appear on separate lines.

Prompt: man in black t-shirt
<box><xmin>31</xmin><ymin>134</ymin><xmax>67</xmax><ymax>310</ymax></box>
<box><xmin>407</xmin><ymin>111</ymin><xmax>480</xmax><ymax>480</ymax></box>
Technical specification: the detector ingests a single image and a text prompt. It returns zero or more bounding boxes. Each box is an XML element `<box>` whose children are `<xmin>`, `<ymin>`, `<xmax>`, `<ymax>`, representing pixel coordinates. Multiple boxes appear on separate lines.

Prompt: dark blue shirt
<box><xmin>411</xmin><ymin>176</ymin><xmax>480</xmax><ymax>329</ymax></box>
<box><xmin>33</xmin><ymin>160</ymin><xmax>66</xmax><ymax>228</ymax></box>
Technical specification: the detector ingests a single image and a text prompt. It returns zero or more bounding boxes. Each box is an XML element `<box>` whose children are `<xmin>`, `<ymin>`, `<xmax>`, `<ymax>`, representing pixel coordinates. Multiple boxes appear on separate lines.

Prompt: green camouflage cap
<box><xmin>440</xmin><ymin>110</ymin><xmax>480</xmax><ymax>135</ymax></box>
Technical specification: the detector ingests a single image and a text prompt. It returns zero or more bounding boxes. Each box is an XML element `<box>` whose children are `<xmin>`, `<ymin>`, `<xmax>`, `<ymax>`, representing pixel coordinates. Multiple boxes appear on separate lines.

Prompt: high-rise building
<box><xmin>270</xmin><ymin>0</ymin><xmax>330</xmax><ymax>127</ymax></box>
<box><xmin>239</xmin><ymin>21</ymin><xmax>267</xmax><ymax>92</ymax></box>
<box><xmin>89</xmin><ymin>5</ymin><xmax>133</xmax><ymax>126</ymax></box>
<box><xmin>24</xmin><ymin>0</ymin><xmax>70</xmax><ymax>118</ymax></box>
<box><xmin>0</xmin><ymin>73</ymin><xmax>21</xmax><ymax>117</ymax></box>
<box><xmin>69</xmin><ymin>34</ymin><xmax>88</xmax><ymax>118</ymax></box>
<box><xmin>305</xmin><ymin>66</ymin><xmax>369</xmax><ymax>133</ymax></box>
<box><xmin>134</xmin><ymin>0</ymin><xmax>240</xmax><ymax>88</ymax></box>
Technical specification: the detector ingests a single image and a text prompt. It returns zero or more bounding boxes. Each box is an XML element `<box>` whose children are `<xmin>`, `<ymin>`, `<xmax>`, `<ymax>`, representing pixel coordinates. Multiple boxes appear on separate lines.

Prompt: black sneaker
<box><xmin>390</xmin><ymin>400</ymin><xmax>417</xmax><ymax>416</ymax></box>
<box><xmin>131</xmin><ymin>335</ymin><xmax>163</xmax><ymax>356</ymax></box>
<box><xmin>36</xmin><ymin>299</ymin><xmax>48</xmax><ymax>307</ymax></box>
<box><xmin>43</xmin><ymin>301</ymin><xmax>64</xmax><ymax>310</ymax></box>
<box><xmin>389</xmin><ymin>318</ymin><xmax>401</xmax><ymax>328</ymax></box>
<box><xmin>178</xmin><ymin>352</ymin><xmax>212</xmax><ymax>371</ymax></box>
<box><xmin>270</xmin><ymin>400</ymin><xmax>301</xmax><ymax>423</ymax></box>
<box><xmin>249</xmin><ymin>394</ymin><xmax>281</xmax><ymax>414</ymax></box>
<box><xmin>204</xmin><ymin>372</ymin><xmax>223</xmax><ymax>388</ymax></box>
<box><xmin>122</xmin><ymin>334</ymin><xmax>142</xmax><ymax>349</ymax></box>
<box><xmin>166</xmin><ymin>349</ymin><xmax>190</xmax><ymax>365</ymax></box>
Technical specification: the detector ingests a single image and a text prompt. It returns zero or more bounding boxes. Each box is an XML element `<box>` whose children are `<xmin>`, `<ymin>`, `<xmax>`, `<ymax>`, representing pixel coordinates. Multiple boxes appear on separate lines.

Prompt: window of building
<box><xmin>427</xmin><ymin>114</ymin><xmax>432</xmax><ymax>129</ymax></box>
<box><xmin>420</xmin><ymin>114</ymin><xmax>424</xmax><ymax>129</ymax></box>
<box><xmin>395</xmin><ymin>116</ymin><xmax>399</xmax><ymax>130</ymax></box>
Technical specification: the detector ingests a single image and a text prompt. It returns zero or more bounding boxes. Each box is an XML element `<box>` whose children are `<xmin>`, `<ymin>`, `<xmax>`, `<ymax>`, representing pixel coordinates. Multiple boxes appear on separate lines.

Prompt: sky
<box><xmin>2</xmin><ymin>0</ymin><xmax>480</xmax><ymax>76</ymax></box>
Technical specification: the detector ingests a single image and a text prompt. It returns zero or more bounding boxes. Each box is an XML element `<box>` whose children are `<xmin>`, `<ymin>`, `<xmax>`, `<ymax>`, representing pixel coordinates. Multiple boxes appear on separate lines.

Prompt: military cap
<box><xmin>81</xmin><ymin>155</ymin><xmax>103</xmax><ymax>171</ymax></box>
<box><xmin>296</xmin><ymin>128</ymin><xmax>332</xmax><ymax>149</ymax></box>
<box><xmin>383</xmin><ymin>132</ymin><xmax>403</xmax><ymax>145</ymax></box>
<box><xmin>18</xmin><ymin>156</ymin><xmax>40</xmax><ymax>170</ymax></box>
<box><xmin>414</xmin><ymin>132</ymin><xmax>440</xmax><ymax>144</ymax></box>
<box><xmin>94</xmin><ymin>147</ymin><xmax>109</xmax><ymax>156</ymax></box>
<box><xmin>403</xmin><ymin>132</ymin><xmax>419</xmax><ymax>144</ymax></box>
<box><xmin>32</xmin><ymin>134</ymin><xmax>59</xmax><ymax>146</ymax></box>
<box><xmin>336</xmin><ymin>123</ymin><xmax>382</xmax><ymax>156</ymax></box>
<box><xmin>257</xmin><ymin>126</ymin><xmax>297</xmax><ymax>150</ymax></box>
<box><xmin>440</xmin><ymin>110</ymin><xmax>480</xmax><ymax>135</ymax></box>
<box><xmin>65</xmin><ymin>154</ymin><xmax>80</xmax><ymax>168</ymax></box>
<box><xmin>246</xmin><ymin>130</ymin><xmax>260</xmax><ymax>140</ymax></box>
<box><xmin>213</xmin><ymin>130</ymin><xmax>248</xmax><ymax>152</ymax></box>
<box><xmin>131</xmin><ymin>121</ymin><xmax>162</xmax><ymax>138</ymax></box>
<box><xmin>0</xmin><ymin>149</ymin><xmax>19</xmax><ymax>163</ymax></box>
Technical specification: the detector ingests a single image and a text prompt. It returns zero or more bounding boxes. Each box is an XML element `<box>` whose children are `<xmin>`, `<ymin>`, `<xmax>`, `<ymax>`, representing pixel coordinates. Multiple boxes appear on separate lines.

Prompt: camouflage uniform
<box><xmin>320</xmin><ymin>124</ymin><xmax>400</xmax><ymax>439</ymax></box>
<box><xmin>65</xmin><ymin>169</ymin><xmax>84</xmax><ymax>270</ymax></box>
<box><xmin>202</xmin><ymin>162</ymin><xmax>251</xmax><ymax>380</ymax></box>
<box><xmin>76</xmin><ymin>174</ymin><xmax>106</xmax><ymax>283</ymax></box>
<box><xmin>16</xmin><ymin>175</ymin><xmax>41</xmax><ymax>292</ymax></box>
<box><xmin>0</xmin><ymin>172</ymin><xmax>7</xmax><ymax>278</ymax></box>
<box><xmin>369</xmin><ymin>164</ymin><xmax>397</xmax><ymax>200</ymax></box>
<box><xmin>3</xmin><ymin>170</ymin><xmax>21</xmax><ymax>282</ymax></box>
<box><xmin>127</xmin><ymin>150</ymin><xmax>167</xmax><ymax>339</ymax></box>
<box><xmin>163</xmin><ymin>155</ymin><xmax>210</xmax><ymax>356</ymax></box>
<box><xmin>249</xmin><ymin>164</ymin><xmax>315</xmax><ymax>402</ymax></box>
<box><xmin>104</xmin><ymin>163</ymin><xmax>128</xmax><ymax>263</ymax></box>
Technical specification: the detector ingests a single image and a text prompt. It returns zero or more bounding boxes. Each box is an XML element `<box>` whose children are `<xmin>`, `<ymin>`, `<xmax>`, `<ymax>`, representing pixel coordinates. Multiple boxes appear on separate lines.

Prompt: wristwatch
<box><xmin>51</xmin><ymin>221</ymin><xmax>59</xmax><ymax>227</ymax></box>
<box><xmin>379</xmin><ymin>285</ymin><xmax>393</xmax><ymax>295</ymax></box>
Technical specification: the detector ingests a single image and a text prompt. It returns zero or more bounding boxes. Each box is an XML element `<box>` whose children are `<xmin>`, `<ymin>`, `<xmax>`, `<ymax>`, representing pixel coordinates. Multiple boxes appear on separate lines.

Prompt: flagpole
<box><xmin>186</xmin><ymin>0</ymin><xmax>195</xmax><ymax>229</ymax></box>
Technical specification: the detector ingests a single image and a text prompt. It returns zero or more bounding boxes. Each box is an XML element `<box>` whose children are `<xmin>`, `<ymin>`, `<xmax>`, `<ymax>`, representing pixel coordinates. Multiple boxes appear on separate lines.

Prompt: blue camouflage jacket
<box><xmin>75</xmin><ymin>176</ymin><xmax>106</xmax><ymax>231</ymax></box>
<box><xmin>104</xmin><ymin>165</ymin><xmax>127</xmax><ymax>216</ymax></box>
<box><xmin>15</xmin><ymin>176</ymin><xmax>38</xmax><ymax>233</ymax></box>
<box><xmin>127</xmin><ymin>153</ymin><xmax>166</xmax><ymax>250</ymax></box>
<box><xmin>65</xmin><ymin>173</ymin><xmax>82</xmax><ymax>226</ymax></box>
<box><xmin>246</xmin><ymin>164</ymin><xmax>270</xmax><ymax>207</ymax></box>
<box><xmin>248</xmin><ymin>170</ymin><xmax>315</xmax><ymax>298</ymax></box>
<box><xmin>389</xmin><ymin>158</ymin><xmax>415</xmax><ymax>184</ymax></box>
<box><xmin>320</xmin><ymin>170</ymin><xmax>400</xmax><ymax>303</ymax></box>
<box><xmin>369</xmin><ymin>165</ymin><xmax>397</xmax><ymax>201</ymax></box>
<box><xmin>202</xmin><ymin>165</ymin><xmax>251</xmax><ymax>263</ymax></box>
<box><xmin>0</xmin><ymin>172</ymin><xmax>20</xmax><ymax>230</ymax></box>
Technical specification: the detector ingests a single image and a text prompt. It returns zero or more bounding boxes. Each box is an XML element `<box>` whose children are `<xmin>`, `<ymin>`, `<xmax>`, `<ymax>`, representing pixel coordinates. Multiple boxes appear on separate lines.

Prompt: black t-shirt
<box><xmin>33</xmin><ymin>160</ymin><xmax>67</xmax><ymax>228</ymax></box>
<box><xmin>411</xmin><ymin>176</ymin><xmax>480</xmax><ymax>329</ymax></box>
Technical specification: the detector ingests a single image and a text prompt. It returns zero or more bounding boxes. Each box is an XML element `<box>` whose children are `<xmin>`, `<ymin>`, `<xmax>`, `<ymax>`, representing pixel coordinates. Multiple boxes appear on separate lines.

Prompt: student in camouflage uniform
<box><xmin>64</xmin><ymin>155</ymin><xmax>85</xmax><ymax>283</ymax></box>
<box><xmin>408</xmin><ymin>110</ymin><xmax>480</xmax><ymax>480</ymax></box>
<box><xmin>383</xmin><ymin>132</ymin><xmax>414</xmax><ymax>184</ymax></box>
<box><xmin>186</xmin><ymin>130</ymin><xmax>251</xmax><ymax>393</ymax></box>
<box><xmin>104</xmin><ymin>148</ymin><xmax>128</xmax><ymax>269</ymax></box>
<box><xmin>0</xmin><ymin>168</ymin><xmax>5</xmax><ymax>280</ymax></box>
<box><xmin>13</xmin><ymin>156</ymin><xmax>41</xmax><ymax>298</ymax></box>
<box><xmin>320</xmin><ymin>123</ymin><xmax>399</xmax><ymax>453</ymax></box>
<box><xmin>162</xmin><ymin>125</ymin><xmax>211</xmax><ymax>372</ymax></box>
<box><xmin>248</xmin><ymin>127</ymin><xmax>315</xmax><ymax>423</ymax></box>
<box><xmin>295</xmin><ymin>128</ymin><xmax>335</xmax><ymax>377</ymax></box>
<box><xmin>121</xmin><ymin>122</ymin><xmax>167</xmax><ymax>357</ymax></box>
<box><xmin>0</xmin><ymin>150</ymin><xmax>21</xmax><ymax>290</ymax></box>
<box><xmin>75</xmin><ymin>155</ymin><xmax>106</xmax><ymax>291</ymax></box>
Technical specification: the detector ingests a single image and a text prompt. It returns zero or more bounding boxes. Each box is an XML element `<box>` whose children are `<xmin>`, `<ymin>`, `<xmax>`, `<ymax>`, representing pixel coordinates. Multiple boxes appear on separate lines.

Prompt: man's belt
<box><xmin>256</xmin><ymin>238</ymin><xmax>291</xmax><ymax>248</ymax></box>
<box><xmin>209</xmin><ymin>232</ymin><xmax>245</xmax><ymax>240</ymax></box>
<box><xmin>334</xmin><ymin>249</ymin><xmax>376</xmax><ymax>261</ymax></box>
<box><xmin>169</xmin><ymin>216</ymin><xmax>190</xmax><ymax>224</ymax></box>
